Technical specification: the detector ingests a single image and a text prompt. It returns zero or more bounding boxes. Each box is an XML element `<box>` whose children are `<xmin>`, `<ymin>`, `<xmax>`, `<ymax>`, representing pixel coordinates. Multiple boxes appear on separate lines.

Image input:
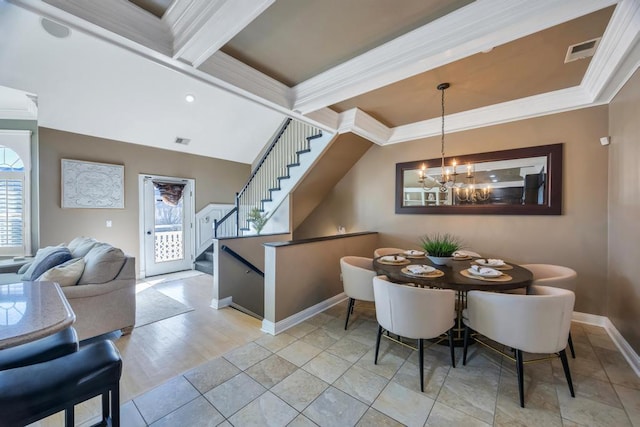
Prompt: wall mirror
<box><xmin>395</xmin><ymin>143</ymin><xmax>562</xmax><ymax>215</ymax></box>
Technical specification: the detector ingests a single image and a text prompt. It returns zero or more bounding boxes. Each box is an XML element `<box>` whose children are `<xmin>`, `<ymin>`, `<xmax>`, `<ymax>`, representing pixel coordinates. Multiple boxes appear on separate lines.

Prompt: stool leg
<box><xmin>65</xmin><ymin>406</ymin><xmax>74</xmax><ymax>427</ymax></box>
<box><xmin>112</xmin><ymin>383</ymin><xmax>121</xmax><ymax>427</ymax></box>
<box><xmin>102</xmin><ymin>391</ymin><xmax>109</xmax><ymax>423</ymax></box>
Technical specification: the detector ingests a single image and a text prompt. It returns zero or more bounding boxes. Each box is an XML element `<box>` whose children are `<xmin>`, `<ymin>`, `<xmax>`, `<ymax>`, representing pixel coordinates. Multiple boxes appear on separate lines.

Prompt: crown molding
<box><xmin>337</xmin><ymin>109</ymin><xmax>391</xmax><ymax>145</ymax></box>
<box><xmin>388</xmin><ymin>87</ymin><xmax>593</xmax><ymax>144</ymax></box>
<box><xmin>165</xmin><ymin>0</ymin><xmax>274</xmax><ymax>68</ymax></box>
<box><xmin>291</xmin><ymin>0</ymin><xmax>618</xmax><ymax>114</ymax></box>
<box><xmin>597</xmin><ymin>39</ymin><xmax>640</xmax><ymax>104</ymax></box>
<box><xmin>304</xmin><ymin>108</ymin><xmax>340</xmax><ymax>131</ymax></box>
<box><xmin>582</xmin><ymin>0</ymin><xmax>640</xmax><ymax>100</ymax></box>
<box><xmin>34</xmin><ymin>0</ymin><xmax>172</xmax><ymax>55</ymax></box>
<box><xmin>200</xmin><ymin>51</ymin><xmax>292</xmax><ymax>109</ymax></box>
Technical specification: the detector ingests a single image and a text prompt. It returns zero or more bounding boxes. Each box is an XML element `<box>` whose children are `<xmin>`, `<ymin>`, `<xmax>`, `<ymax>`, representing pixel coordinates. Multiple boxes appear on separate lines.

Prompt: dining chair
<box><xmin>462</xmin><ymin>285</ymin><xmax>576</xmax><ymax>408</ymax></box>
<box><xmin>521</xmin><ymin>263</ymin><xmax>578</xmax><ymax>358</ymax></box>
<box><xmin>373</xmin><ymin>275</ymin><xmax>456</xmax><ymax>392</ymax></box>
<box><xmin>340</xmin><ymin>256</ymin><xmax>377</xmax><ymax>330</ymax></box>
<box><xmin>373</xmin><ymin>247</ymin><xmax>405</xmax><ymax>258</ymax></box>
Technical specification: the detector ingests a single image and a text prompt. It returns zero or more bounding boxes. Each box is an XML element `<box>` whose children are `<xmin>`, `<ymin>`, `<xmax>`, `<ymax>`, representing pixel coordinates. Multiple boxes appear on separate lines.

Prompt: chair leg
<box><xmin>559</xmin><ymin>349</ymin><xmax>575</xmax><ymax>398</ymax></box>
<box><xmin>419</xmin><ymin>338</ymin><xmax>424</xmax><ymax>393</ymax></box>
<box><xmin>344</xmin><ymin>298</ymin><xmax>355</xmax><ymax>330</ymax></box>
<box><xmin>462</xmin><ymin>325</ymin><xmax>470</xmax><ymax>366</ymax></box>
<box><xmin>568</xmin><ymin>332</ymin><xmax>576</xmax><ymax>359</ymax></box>
<box><xmin>65</xmin><ymin>406</ymin><xmax>74</xmax><ymax>427</ymax></box>
<box><xmin>374</xmin><ymin>324</ymin><xmax>382</xmax><ymax>364</ymax></box>
<box><xmin>515</xmin><ymin>349</ymin><xmax>525</xmax><ymax>408</ymax></box>
<box><xmin>448</xmin><ymin>329</ymin><xmax>456</xmax><ymax>368</ymax></box>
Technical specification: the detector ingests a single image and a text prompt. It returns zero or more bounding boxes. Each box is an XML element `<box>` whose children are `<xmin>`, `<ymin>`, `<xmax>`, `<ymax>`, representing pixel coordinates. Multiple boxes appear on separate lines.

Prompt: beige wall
<box><xmin>608</xmin><ymin>68</ymin><xmax>640</xmax><ymax>352</ymax></box>
<box><xmin>298</xmin><ymin>107</ymin><xmax>609</xmax><ymax>316</ymax></box>
<box><xmin>38</xmin><ymin>127</ymin><xmax>249</xmax><ymax>264</ymax></box>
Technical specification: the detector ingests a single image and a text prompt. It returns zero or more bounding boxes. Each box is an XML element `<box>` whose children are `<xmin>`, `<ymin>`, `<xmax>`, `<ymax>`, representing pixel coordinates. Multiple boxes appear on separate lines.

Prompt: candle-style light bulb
<box><xmin>467</xmin><ymin>163</ymin><xmax>472</xmax><ymax>177</ymax></box>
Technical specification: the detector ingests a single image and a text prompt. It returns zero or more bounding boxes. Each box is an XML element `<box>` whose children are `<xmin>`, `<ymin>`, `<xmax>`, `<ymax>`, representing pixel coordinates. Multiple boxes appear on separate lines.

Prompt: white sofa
<box><xmin>0</xmin><ymin>238</ymin><xmax>136</xmax><ymax>341</ymax></box>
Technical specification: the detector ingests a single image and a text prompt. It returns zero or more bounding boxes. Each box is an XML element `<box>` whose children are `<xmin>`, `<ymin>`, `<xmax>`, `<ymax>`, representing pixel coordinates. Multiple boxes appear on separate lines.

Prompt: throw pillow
<box><xmin>37</xmin><ymin>257</ymin><xmax>85</xmax><ymax>287</ymax></box>
<box><xmin>78</xmin><ymin>243</ymin><xmax>126</xmax><ymax>285</ymax></box>
<box><xmin>17</xmin><ymin>261</ymin><xmax>32</xmax><ymax>274</ymax></box>
<box><xmin>67</xmin><ymin>236</ymin><xmax>99</xmax><ymax>258</ymax></box>
<box><xmin>21</xmin><ymin>246</ymin><xmax>72</xmax><ymax>281</ymax></box>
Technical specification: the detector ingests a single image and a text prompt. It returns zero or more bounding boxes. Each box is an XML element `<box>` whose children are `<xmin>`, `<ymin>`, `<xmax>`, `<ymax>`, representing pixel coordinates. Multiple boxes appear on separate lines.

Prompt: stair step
<box><xmin>194</xmin><ymin>259</ymin><xmax>213</xmax><ymax>275</ymax></box>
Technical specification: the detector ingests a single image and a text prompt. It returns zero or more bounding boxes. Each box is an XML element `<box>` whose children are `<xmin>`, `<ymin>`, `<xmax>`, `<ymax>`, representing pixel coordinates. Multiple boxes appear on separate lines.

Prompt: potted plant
<box><xmin>247</xmin><ymin>208</ymin><xmax>269</xmax><ymax>235</ymax></box>
<box><xmin>420</xmin><ymin>233</ymin><xmax>462</xmax><ymax>265</ymax></box>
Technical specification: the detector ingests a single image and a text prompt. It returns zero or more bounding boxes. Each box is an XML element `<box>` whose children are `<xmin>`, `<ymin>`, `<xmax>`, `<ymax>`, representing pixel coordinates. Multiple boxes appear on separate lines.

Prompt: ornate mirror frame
<box><xmin>395</xmin><ymin>143</ymin><xmax>563</xmax><ymax>215</ymax></box>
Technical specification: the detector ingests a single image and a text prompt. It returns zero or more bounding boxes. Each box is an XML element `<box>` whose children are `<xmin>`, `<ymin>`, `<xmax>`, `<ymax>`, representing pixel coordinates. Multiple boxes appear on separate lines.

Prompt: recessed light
<box><xmin>489</xmin><ymin>174</ymin><xmax>496</xmax><ymax>178</ymax></box>
<box><xmin>185</xmin><ymin>94</ymin><xmax>196</xmax><ymax>103</ymax></box>
<box><xmin>492</xmin><ymin>179</ymin><xmax>498</xmax><ymax>183</ymax></box>
<box><xmin>41</xmin><ymin>18</ymin><xmax>71</xmax><ymax>38</ymax></box>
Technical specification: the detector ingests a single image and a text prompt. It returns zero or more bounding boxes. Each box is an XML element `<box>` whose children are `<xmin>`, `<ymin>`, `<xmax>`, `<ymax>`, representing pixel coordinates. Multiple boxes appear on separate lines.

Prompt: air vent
<box><xmin>175</xmin><ymin>137</ymin><xmax>190</xmax><ymax>145</ymax></box>
<box><xmin>564</xmin><ymin>37</ymin><xmax>600</xmax><ymax>63</ymax></box>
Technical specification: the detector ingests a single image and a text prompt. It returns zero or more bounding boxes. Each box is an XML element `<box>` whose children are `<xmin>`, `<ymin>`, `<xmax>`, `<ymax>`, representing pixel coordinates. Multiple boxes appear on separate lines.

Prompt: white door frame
<box><xmin>138</xmin><ymin>174</ymin><xmax>195</xmax><ymax>278</ymax></box>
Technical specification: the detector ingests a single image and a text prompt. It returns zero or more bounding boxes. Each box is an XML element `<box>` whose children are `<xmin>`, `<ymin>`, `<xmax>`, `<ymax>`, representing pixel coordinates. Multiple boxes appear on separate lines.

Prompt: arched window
<box><xmin>0</xmin><ymin>135</ymin><xmax>29</xmax><ymax>256</ymax></box>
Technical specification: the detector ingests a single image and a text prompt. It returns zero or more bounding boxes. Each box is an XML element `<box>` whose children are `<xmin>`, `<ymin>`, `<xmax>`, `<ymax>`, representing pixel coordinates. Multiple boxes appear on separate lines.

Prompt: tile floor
<box><xmin>118</xmin><ymin>300</ymin><xmax>639</xmax><ymax>426</ymax></box>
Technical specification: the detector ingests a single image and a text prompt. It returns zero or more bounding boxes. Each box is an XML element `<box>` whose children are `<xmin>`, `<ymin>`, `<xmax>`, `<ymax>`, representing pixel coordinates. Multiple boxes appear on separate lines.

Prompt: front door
<box><xmin>140</xmin><ymin>175</ymin><xmax>194</xmax><ymax>277</ymax></box>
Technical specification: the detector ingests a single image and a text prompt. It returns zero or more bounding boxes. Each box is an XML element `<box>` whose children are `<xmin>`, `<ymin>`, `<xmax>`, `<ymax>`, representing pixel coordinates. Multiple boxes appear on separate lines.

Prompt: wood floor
<box><xmin>116</xmin><ymin>271</ymin><xmax>264</xmax><ymax>402</ymax></box>
<box><xmin>31</xmin><ymin>271</ymin><xmax>264</xmax><ymax>427</ymax></box>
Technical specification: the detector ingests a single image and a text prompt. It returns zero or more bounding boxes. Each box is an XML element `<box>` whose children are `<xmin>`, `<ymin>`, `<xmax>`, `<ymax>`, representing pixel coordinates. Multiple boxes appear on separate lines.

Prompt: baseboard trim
<box><xmin>210</xmin><ymin>296</ymin><xmax>232</xmax><ymax>309</ymax></box>
<box><xmin>573</xmin><ymin>311</ymin><xmax>640</xmax><ymax>377</ymax></box>
<box><xmin>261</xmin><ymin>293</ymin><xmax>347</xmax><ymax>335</ymax></box>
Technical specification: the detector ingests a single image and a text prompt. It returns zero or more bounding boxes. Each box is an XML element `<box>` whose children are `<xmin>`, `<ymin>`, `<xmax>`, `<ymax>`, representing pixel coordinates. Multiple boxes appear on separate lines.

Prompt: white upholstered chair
<box><xmin>462</xmin><ymin>285</ymin><xmax>576</xmax><ymax>408</ymax></box>
<box><xmin>340</xmin><ymin>256</ymin><xmax>377</xmax><ymax>330</ymax></box>
<box><xmin>373</xmin><ymin>276</ymin><xmax>456</xmax><ymax>392</ymax></box>
<box><xmin>521</xmin><ymin>264</ymin><xmax>578</xmax><ymax>358</ymax></box>
<box><xmin>373</xmin><ymin>247</ymin><xmax>405</xmax><ymax>258</ymax></box>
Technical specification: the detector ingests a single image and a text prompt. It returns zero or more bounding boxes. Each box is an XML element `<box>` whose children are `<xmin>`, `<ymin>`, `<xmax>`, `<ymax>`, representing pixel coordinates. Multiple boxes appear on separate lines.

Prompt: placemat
<box><xmin>401</xmin><ymin>267</ymin><xmax>445</xmax><ymax>278</ymax></box>
<box><xmin>460</xmin><ymin>269</ymin><xmax>513</xmax><ymax>282</ymax></box>
<box><xmin>378</xmin><ymin>259</ymin><xmax>411</xmax><ymax>265</ymax></box>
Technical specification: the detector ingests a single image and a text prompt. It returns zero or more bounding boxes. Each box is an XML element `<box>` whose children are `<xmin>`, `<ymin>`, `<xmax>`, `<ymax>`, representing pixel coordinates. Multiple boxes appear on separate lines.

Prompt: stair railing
<box><xmin>214</xmin><ymin>118</ymin><xmax>322</xmax><ymax>237</ymax></box>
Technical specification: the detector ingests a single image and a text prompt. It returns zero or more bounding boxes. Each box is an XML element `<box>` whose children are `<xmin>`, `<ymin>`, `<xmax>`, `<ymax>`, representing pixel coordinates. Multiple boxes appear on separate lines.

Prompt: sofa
<box><xmin>0</xmin><ymin>237</ymin><xmax>136</xmax><ymax>341</ymax></box>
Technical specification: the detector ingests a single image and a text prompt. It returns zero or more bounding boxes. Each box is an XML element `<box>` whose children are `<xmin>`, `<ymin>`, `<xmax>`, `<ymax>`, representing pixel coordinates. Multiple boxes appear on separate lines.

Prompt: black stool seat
<box><xmin>0</xmin><ymin>340</ymin><xmax>122</xmax><ymax>427</ymax></box>
<box><xmin>0</xmin><ymin>327</ymin><xmax>78</xmax><ymax>371</ymax></box>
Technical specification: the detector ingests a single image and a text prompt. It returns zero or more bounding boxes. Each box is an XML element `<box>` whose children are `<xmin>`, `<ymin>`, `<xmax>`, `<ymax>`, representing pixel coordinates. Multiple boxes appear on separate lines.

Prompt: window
<box><xmin>0</xmin><ymin>130</ymin><xmax>31</xmax><ymax>257</ymax></box>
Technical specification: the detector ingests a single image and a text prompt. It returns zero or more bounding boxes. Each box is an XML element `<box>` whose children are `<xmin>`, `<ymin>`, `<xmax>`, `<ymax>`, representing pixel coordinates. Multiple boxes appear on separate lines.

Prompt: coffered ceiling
<box><xmin>1</xmin><ymin>0</ymin><xmax>639</xmax><ymax>163</ymax></box>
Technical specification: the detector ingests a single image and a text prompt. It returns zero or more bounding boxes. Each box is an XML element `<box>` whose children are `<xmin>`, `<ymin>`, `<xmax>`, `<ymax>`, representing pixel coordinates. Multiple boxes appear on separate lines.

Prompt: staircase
<box><xmin>214</xmin><ymin>118</ymin><xmax>334</xmax><ymax>237</ymax></box>
<box><xmin>194</xmin><ymin>246</ymin><xmax>213</xmax><ymax>275</ymax></box>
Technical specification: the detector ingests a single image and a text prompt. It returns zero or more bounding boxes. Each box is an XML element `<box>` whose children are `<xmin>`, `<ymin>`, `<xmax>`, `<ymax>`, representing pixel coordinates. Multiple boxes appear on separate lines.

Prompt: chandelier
<box><xmin>417</xmin><ymin>82</ymin><xmax>491</xmax><ymax>203</ymax></box>
<box><xmin>418</xmin><ymin>83</ymin><xmax>456</xmax><ymax>193</ymax></box>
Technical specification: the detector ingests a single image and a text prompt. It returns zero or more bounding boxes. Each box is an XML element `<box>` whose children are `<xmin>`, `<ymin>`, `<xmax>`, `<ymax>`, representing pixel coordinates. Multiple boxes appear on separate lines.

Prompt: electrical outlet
<box><xmin>106</xmin><ymin>220</ymin><xmax>112</xmax><ymax>228</ymax></box>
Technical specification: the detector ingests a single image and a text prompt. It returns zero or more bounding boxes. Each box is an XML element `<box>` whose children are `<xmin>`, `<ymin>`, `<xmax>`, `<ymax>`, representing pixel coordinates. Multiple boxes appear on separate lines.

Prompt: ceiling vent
<box><xmin>564</xmin><ymin>37</ymin><xmax>601</xmax><ymax>63</ymax></box>
<box><xmin>175</xmin><ymin>137</ymin><xmax>190</xmax><ymax>145</ymax></box>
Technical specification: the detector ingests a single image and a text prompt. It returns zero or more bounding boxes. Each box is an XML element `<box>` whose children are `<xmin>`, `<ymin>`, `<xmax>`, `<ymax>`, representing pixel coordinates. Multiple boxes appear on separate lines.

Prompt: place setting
<box><xmin>401</xmin><ymin>264</ymin><xmax>444</xmax><ymax>278</ymax></box>
<box><xmin>403</xmin><ymin>249</ymin><xmax>425</xmax><ymax>259</ymax></box>
<box><xmin>460</xmin><ymin>264</ymin><xmax>513</xmax><ymax>282</ymax></box>
<box><xmin>377</xmin><ymin>255</ymin><xmax>411</xmax><ymax>265</ymax></box>
<box><xmin>471</xmin><ymin>258</ymin><xmax>513</xmax><ymax>270</ymax></box>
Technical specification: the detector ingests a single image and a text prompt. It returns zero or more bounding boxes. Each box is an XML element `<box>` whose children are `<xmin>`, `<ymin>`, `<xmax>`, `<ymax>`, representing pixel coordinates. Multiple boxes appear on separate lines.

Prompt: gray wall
<box><xmin>608</xmin><ymin>68</ymin><xmax>640</xmax><ymax>352</ymax></box>
<box><xmin>38</xmin><ymin>127</ymin><xmax>249</xmax><ymax>266</ymax></box>
<box><xmin>298</xmin><ymin>107</ymin><xmax>610</xmax><ymax>318</ymax></box>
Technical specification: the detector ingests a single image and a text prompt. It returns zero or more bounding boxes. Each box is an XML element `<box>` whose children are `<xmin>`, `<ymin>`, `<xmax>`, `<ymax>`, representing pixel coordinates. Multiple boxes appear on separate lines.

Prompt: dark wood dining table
<box><xmin>373</xmin><ymin>255</ymin><xmax>533</xmax><ymax>345</ymax></box>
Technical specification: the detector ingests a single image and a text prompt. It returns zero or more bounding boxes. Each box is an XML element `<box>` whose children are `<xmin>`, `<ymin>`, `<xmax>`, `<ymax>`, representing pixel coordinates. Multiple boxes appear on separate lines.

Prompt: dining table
<box><xmin>373</xmin><ymin>253</ymin><xmax>533</xmax><ymax>345</ymax></box>
<box><xmin>0</xmin><ymin>281</ymin><xmax>75</xmax><ymax>350</ymax></box>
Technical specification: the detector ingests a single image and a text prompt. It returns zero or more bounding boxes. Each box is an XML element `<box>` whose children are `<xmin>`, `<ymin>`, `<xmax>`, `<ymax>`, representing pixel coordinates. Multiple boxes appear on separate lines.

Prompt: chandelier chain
<box><xmin>440</xmin><ymin>85</ymin><xmax>446</xmax><ymax>173</ymax></box>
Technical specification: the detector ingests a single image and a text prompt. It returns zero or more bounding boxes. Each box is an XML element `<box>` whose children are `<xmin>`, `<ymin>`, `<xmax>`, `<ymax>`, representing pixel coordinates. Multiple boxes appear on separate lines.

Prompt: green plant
<box><xmin>247</xmin><ymin>208</ymin><xmax>268</xmax><ymax>234</ymax></box>
<box><xmin>420</xmin><ymin>233</ymin><xmax>462</xmax><ymax>257</ymax></box>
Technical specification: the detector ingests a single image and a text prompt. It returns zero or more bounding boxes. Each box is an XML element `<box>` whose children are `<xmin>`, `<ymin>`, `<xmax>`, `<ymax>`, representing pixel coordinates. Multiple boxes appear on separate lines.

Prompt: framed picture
<box><xmin>61</xmin><ymin>159</ymin><xmax>124</xmax><ymax>208</ymax></box>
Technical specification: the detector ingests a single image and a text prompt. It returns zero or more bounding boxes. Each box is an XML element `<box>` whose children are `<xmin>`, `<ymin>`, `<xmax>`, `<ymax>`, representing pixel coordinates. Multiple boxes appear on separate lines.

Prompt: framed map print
<box><xmin>61</xmin><ymin>159</ymin><xmax>124</xmax><ymax>208</ymax></box>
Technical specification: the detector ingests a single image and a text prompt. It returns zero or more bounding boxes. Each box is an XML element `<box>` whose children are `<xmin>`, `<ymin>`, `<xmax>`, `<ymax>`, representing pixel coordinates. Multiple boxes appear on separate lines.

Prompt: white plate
<box><xmin>467</xmin><ymin>267</ymin><xmax>502</xmax><ymax>278</ymax></box>
<box><xmin>403</xmin><ymin>250</ymin><xmax>425</xmax><ymax>257</ymax></box>
<box><xmin>406</xmin><ymin>264</ymin><xmax>435</xmax><ymax>274</ymax></box>
<box><xmin>475</xmin><ymin>258</ymin><xmax>505</xmax><ymax>267</ymax></box>
<box><xmin>380</xmin><ymin>255</ymin><xmax>407</xmax><ymax>263</ymax></box>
